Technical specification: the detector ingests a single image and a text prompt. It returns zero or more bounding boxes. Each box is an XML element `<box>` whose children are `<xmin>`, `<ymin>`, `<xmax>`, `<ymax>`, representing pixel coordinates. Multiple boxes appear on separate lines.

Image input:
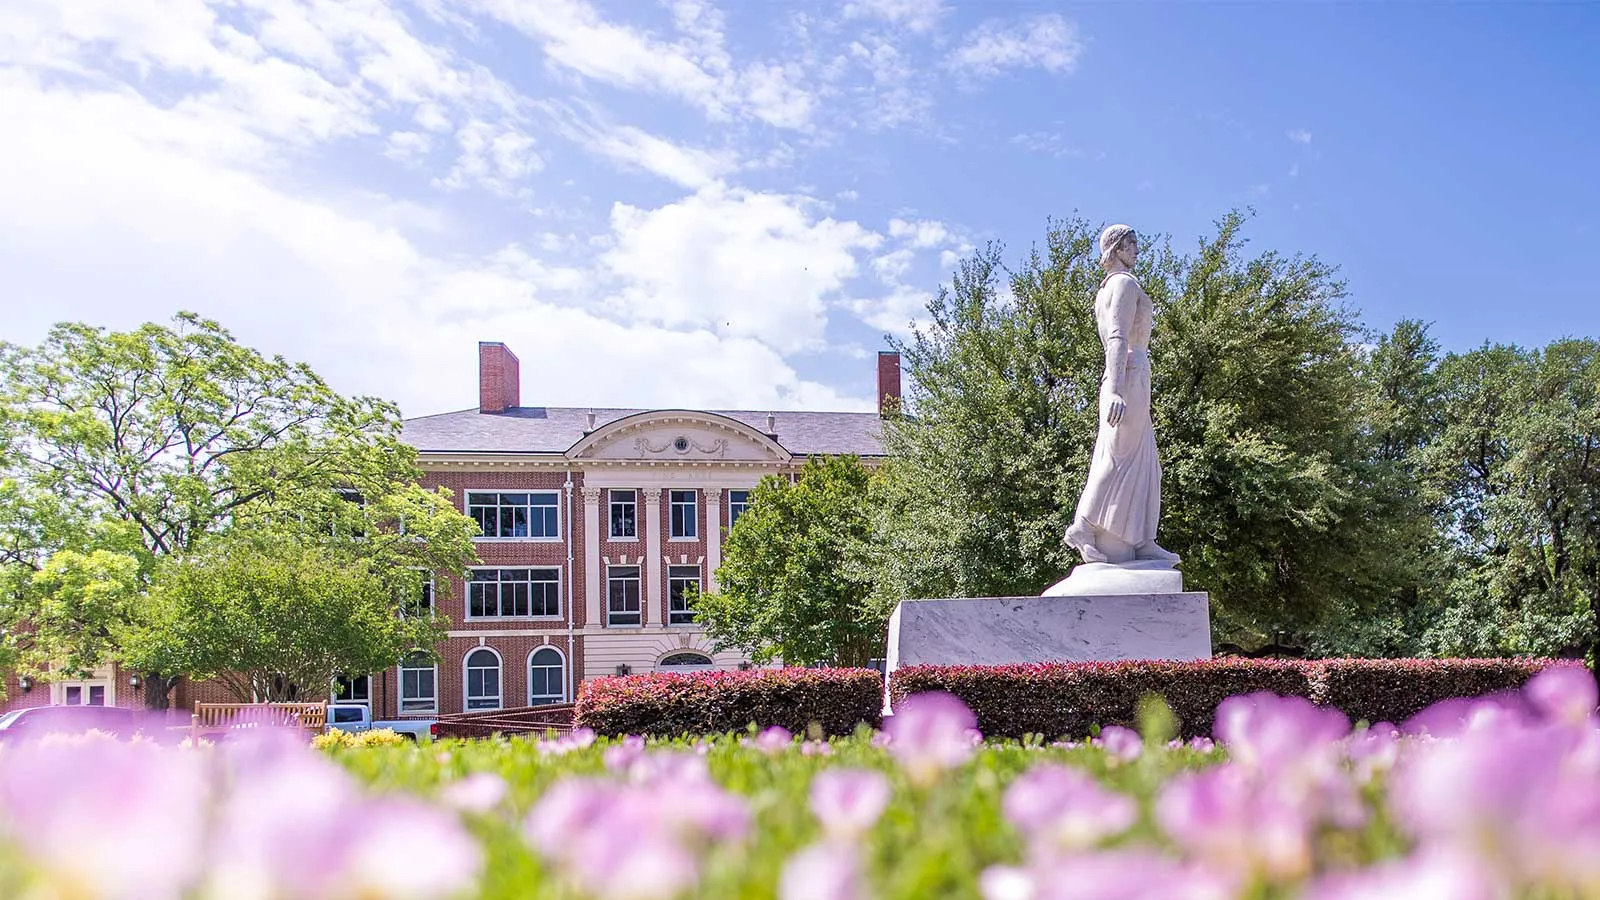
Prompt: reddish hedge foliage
<box><xmin>888</xmin><ymin>659</ymin><xmax>1313</xmax><ymax>740</ymax></box>
<box><xmin>888</xmin><ymin>657</ymin><xmax>1578</xmax><ymax>740</ymax></box>
<box><xmin>575</xmin><ymin>667</ymin><xmax>883</xmax><ymax>738</ymax></box>
<box><xmin>1311</xmin><ymin>657</ymin><xmax>1565</xmax><ymax>726</ymax></box>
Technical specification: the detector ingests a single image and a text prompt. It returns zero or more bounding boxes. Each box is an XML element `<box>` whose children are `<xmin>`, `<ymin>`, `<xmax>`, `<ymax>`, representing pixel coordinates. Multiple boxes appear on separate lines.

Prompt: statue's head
<box><xmin>1099</xmin><ymin>224</ymin><xmax>1136</xmax><ymax>270</ymax></box>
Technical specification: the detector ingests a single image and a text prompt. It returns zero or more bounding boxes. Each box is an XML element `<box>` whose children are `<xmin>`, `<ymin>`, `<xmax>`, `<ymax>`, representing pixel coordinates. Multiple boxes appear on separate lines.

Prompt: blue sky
<box><xmin>2</xmin><ymin>0</ymin><xmax>1596</xmax><ymax>417</ymax></box>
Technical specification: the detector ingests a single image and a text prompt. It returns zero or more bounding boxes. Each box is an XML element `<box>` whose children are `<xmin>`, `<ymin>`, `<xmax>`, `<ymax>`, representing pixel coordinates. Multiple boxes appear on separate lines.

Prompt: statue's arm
<box><xmin>1100</xmin><ymin>276</ymin><xmax>1137</xmax><ymax>398</ymax></box>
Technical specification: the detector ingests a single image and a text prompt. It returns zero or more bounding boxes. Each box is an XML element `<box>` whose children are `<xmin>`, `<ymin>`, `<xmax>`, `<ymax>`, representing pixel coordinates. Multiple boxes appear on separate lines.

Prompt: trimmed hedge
<box><xmin>888</xmin><ymin>659</ymin><xmax>1313</xmax><ymax>740</ymax></box>
<box><xmin>575</xmin><ymin>667</ymin><xmax>883</xmax><ymax>738</ymax></box>
<box><xmin>888</xmin><ymin>657</ymin><xmax>1581</xmax><ymax>740</ymax></box>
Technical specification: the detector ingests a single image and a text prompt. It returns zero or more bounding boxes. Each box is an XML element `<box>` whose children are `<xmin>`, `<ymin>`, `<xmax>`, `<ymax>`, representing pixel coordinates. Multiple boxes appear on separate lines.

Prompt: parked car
<box><xmin>325</xmin><ymin>703</ymin><xmax>434</xmax><ymax>741</ymax></box>
<box><xmin>0</xmin><ymin>705</ymin><xmax>144</xmax><ymax>744</ymax></box>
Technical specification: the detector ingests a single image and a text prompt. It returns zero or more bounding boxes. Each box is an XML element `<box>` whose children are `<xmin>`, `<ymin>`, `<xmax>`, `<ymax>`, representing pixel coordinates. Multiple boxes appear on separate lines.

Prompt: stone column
<box><xmin>704</xmin><ymin>488</ymin><xmax>722</xmax><ymax>593</ymax></box>
<box><xmin>581</xmin><ymin>486</ymin><xmax>602</xmax><ymax>628</ymax></box>
<box><xmin>643</xmin><ymin>488</ymin><xmax>662</xmax><ymax>627</ymax></box>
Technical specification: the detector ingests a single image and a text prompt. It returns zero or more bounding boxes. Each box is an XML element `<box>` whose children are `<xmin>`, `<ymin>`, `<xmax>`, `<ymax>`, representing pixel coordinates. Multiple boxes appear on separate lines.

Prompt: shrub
<box><xmin>312</xmin><ymin>727</ymin><xmax>410</xmax><ymax>750</ymax></box>
<box><xmin>576</xmin><ymin>667</ymin><xmax>883</xmax><ymax>738</ymax></box>
<box><xmin>889</xmin><ymin>659</ymin><xmax>1313</xmax><ymax>740</ymax></box>
<box><xmin>889</xmin><ymin>657</ymin><xmax>1579</xmax><ymax>739</ymax></box>
<box><xmin>1308</xmin><ymin>657</ymin><xmax>1572</xmax><ymax>725</ymax></box>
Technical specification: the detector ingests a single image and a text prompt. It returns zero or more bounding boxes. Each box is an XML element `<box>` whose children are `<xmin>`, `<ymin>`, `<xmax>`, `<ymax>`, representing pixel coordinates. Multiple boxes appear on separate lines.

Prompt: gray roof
<box><xmin>402</xmin><ymin>407</ymin><xmax>887</xmax><ymax>457</ymax></box>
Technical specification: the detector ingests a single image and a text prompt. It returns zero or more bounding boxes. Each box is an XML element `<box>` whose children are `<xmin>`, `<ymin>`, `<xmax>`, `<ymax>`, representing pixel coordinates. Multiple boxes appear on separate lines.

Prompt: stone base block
<box><xmin>1042</xmin><ymin>561</ymin><xmax>1183</xmax><ymax>596</ymax></box>
<box><xmin>884</xmin><ymin>592</ymin><xmax>1211</xmax><ymax>692</ymax></box>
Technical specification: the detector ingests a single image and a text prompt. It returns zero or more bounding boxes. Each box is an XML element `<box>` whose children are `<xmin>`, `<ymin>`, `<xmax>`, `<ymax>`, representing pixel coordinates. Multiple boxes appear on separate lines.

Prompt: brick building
<box><xmin>1</xmin><ymin>343</ymin><xmax>897</xmax><ymax>720</ymax></box>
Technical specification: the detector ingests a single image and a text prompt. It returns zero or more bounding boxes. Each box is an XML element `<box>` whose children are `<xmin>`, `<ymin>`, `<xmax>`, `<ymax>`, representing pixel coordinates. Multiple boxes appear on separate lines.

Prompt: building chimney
<box><xmin>478</xmin><ymin>342</ymin><xmax>521</xmax><ymax>414</ymax></box>
<box><xmin>877</xmin><ymin>350</ymin><xmax>902</xmax><ymax>417</ymax></box>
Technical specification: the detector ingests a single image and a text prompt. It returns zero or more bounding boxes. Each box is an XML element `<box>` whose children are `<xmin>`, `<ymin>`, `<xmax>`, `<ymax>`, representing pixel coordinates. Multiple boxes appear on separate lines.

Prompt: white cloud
<box><xmin>0</xmin><ymin>0</ymin><xmax>885</xmax><ymax>416</ymax></box>
<box><xmin>888</xmin><ymin>217</ymin><xmax>952</xmax><ymax>249</ymax></box>
<box><xmin>585</xmin><ymin>124</ymin><xmax>734</xmax><ymax>189</ymax></box>
<box><xmin>1289</xmin><ymin>163</ymin><xmax>1300</xmax><ymax>177</ymax></box>
<box><xmin>602</xmin><ymin>186</ymin><xmax>882</xmax><ymax>353</ymax></box>
<box><xmin>1287</xmin><ymin>129</ymin><xmax>1313</xmax><ymax>144</ymax></box>
<box><xmin>1009</xmin><ymin>130</ymin><xmax>1082</xmax><ymax>159</ymax></box>
<box><xmin>950</xmin><ymin>14</ymin><xmax>1083</xmax><ymax>78</ymax></box>
<box><xmin>841</xmin><ymin>0</ymin><xmax>948</xmax><ymax>33</ymax></box>
<box><xmin>472</xmin><ymin>0</ymin><xmax>816</xmax><ymax>131</ymax></box>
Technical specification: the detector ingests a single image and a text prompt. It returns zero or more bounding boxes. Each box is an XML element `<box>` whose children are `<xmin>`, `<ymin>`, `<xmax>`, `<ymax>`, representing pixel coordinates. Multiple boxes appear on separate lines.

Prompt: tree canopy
<box><xmin>0</xmin><ymin>312</ymin><xmax>478</xmax><ymax>706</ymax></box>
<box><xmin>696</xmin><ymin>455</ymin><xmax>885</xmax><ymax>667</ymax></box>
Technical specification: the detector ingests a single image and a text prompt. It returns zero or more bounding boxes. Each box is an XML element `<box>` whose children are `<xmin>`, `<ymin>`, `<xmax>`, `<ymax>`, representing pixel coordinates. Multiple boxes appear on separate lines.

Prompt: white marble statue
<box><xmin>1062</xmin><ymin>224</ymin><xmax>1180</xmax><ymax>567</ymax></box>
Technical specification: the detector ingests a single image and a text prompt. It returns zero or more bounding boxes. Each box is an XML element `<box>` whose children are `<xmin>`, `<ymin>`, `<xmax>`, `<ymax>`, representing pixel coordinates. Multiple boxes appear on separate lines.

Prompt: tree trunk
<box><xmin>141</xmin><ymin>672</ymin><xmax>176</xmax><ymax>711</ymax></box>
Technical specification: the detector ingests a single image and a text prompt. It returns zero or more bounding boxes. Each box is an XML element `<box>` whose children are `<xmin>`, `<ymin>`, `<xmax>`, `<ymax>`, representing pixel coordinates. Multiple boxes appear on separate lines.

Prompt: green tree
<box><xmin>871</xmin><ymin>212</ymin><xmax>1415</xmax><ymax>649</ymax></box>
<box><xmin>696</xmin><ymin>455</ymin><xmax>885</xmax><ymax>667</ymax></box>
<box><xmin>0</xmin><ymin>312</ymin><xmax>477</xmax><ymax>707</ymax></box>
<box><xmin>1420</xmin><ymin>340</ymin><xmax>1600</xmax><ymax>663</ymax></box>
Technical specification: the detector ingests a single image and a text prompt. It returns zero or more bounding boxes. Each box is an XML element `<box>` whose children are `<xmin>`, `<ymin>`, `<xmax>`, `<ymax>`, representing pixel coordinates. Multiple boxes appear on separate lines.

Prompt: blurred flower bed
<box><xmin>1</xmin><ymin>665</ymin><xmax>1597</xmax><ymax>899</ymax></box>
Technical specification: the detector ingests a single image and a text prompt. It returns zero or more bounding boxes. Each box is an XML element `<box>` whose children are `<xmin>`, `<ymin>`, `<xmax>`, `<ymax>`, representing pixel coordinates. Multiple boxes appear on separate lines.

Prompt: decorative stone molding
<box><xmin>580</xmin><ymin>485</ymin><xmax>603</xmax><ymax>504</ymax></box>
<box><xmin>633</xmin><ymin>435</ymin><xmax>729</xmax><ymax>458</ymax></box>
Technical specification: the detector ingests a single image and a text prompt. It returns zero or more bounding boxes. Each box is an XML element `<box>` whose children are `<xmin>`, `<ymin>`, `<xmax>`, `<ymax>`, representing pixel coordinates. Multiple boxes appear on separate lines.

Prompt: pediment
<box><xmin>566</xmin><ymin>411</ymin><xmax>791</xmax><ymax>463</ymax></box>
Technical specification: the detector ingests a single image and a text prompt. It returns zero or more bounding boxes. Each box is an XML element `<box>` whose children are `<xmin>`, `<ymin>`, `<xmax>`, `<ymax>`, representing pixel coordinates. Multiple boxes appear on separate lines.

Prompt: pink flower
<box><xmin>779</xmin><ymin>841</ymin><xmax>867</xmax><ymax>900</ymax></box>
<box><xmin>885</xmin><ymin>691</ymin><xmax>980</xmax><ymax>784</ymax></box>
<box><xmin>438</xmin><ymin>772</ymin><xmax>508</xmax><ymax>813</ymax></box>
<box><xmin>748</xmin><ymin>725</ymin><xmax>795</xmax><ymax>753</ymax></box>
<box><xmin>335</xmin><ymin>798</ymin><xmax>485</xmax><ymax>899</ymax></box>
<box><xmin>800</xmin><ymin>740</ymin><xmax>835</xmax><ymax>757</ymax></box>
<box><xmin>809</xmin><ymin>769</ymin><xmax>891</xmax><ymax>837</ymax></box>
<box><xmin>1156</xmin><ymin>764</ymin><xmax>1313</xmax><ymax>880</ymax></box>
<box><xmin>1213</xmin><ymin>692</ymin><xmax>1349</xmax><ymax>774</ymax></box>
<box><xmin>984</xmin><ymin>851</ymin><xmax>1237</xmax><ymax>900</ymax></box>
<box><xmin>567</xmin><ymin>830</ymin><xmax>701</xmax><ymax>900</ymax></box>
<box><xmin>1002</xmin><ymin>765</ymin><xmax>1138</xmax><ymax>851</ymax></box>
<box><xmin>1094</xmin><ymin>725</ymin><xmax>1143</xmax><ymax>761</ymax></box>
<box><xmin>604</xmin><ymin>735</ymin><xmax>648</xmax><ymax>773</ymax></box>
<box><xmin>1524</xmin><ymin>665</ymin><xmax>1599</xmax><ymax>727</ymax></box>
<box><xmin>0</xmin><ymin>739</ymin><xmax>209</xmax><ymax>900</ymax></box>
<box><xmin>1302</xmin><ymin>847</ymin><xmax>1503</xmax><ymax>900</ymax></box>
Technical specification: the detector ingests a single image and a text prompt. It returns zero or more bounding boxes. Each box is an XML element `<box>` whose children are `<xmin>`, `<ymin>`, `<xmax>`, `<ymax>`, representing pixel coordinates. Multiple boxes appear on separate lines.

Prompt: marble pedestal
<box><xmin>883</xmin><ymin>591</ymin><xmax>1211</xmax><ymax>710</ymax></box>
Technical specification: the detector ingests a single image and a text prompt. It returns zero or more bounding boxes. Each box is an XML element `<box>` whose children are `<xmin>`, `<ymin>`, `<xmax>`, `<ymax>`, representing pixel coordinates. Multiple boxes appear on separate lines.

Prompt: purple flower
<box><xmin>800</xmin><ymin>740</ymin><xmax>835</xmax><ymax>757</ymax></box>
<box><xmin>747</xmin><ymin>725</ymin><xmax>795</xmax><ymax>753</ymax></box>
<box><xmin>1003</xmin><ymin>765</ymin><xmax>1138</xmax><ymax>851</ymax></box>
<box><xmin>1093</xmin><ymin>725</ymin><xmax>1143</xmax><ymax>761</ymax></box>
<box><xmin>885</xmin><ymin>691</ymin><xmax>981</xmax><ymax>784</ymax></box>
<box><xmin>604</xmin><ymin>735</ymin><xmax>648</xmax><ymax>773</ymax></box>
<box><xmin>438</xmin><ymin>772</ymin><xmax>508</xmax><ymax>813</ymax></box>
<box><xmin>567</xmin><ymin>830</ymin><xmax>701</xmax><ymax>900</ymax></box>
<box><xmin>336</xmin><ymin>798</ymin><xmax>485</xmax><ymax>899</ymax></box>
<box><xmin>779</xmin><ymin>841</ymin><xmax>867</xmax><ymax>900</ymax></box>
<box><xmin>0</xmin><ymin>739</ymin><xmax>209</xmax><ymax>900</ymax></box>
<box><xmin>1156</xmin><ymin>764</ymin><xmax>1313</xmax><ymax>880</ymax></box>
<box><xmin>1524</xmin><ymin>665</ymin><xmax>1599</xmax><ymax>727</ymax></box>
<box><xmin>1214</xmin><ymin>692</ymin><xmax>1349</xmax><ymax>774</ymax></box>
<box><xmin>1301</xmin><ymin>847</ymin><xmax>1503</xmax><ymax>900</ymax></box>
<box><xmin>985</xmin><ymin>851</ymin><xmax>1237</xmax><ymax>900</ymax></box>
<box><xmin>809</xmin><ymin>769</ymin><xmax>891</xmax><ymax>837</ymax></box>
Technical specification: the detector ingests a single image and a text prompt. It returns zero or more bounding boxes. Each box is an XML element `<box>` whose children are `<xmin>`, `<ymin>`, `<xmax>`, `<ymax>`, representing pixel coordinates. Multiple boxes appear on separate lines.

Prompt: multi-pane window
<box><xmin>669</xmin><ymin>490</ymin><xmax>698</xmax><ymax>539</ymax></box>
<box><xmin>609</xmin><ymin>489</ymin><xmax>637</xmax><ymax>539</ymax></box>
<box><xmin>607</xmin><ymin>565</ymin><xmax>641</xmax><ymax>626</ymax></box>
<box><xmin>334</xmin><ymin>674</ymin><xmax>372</xmax><ymax>705</ymax></box>
<box><xmin>399</xmin><ymin>652</ymin><xmax>436</xmax><ymax>713</ymax></box>
<box><xmin>466</xmin><ymin>491</ymin><xmax>560</xmax><ymax>539</ymax></box>
<box><xmin>668</xmin><ymin>565</ymin><xmax>701</xmax><ymax>625</ymax></box>
<box><xmin>728</xmin><ymin>490</ymin><xmax>751</xmax><ymax>529</ymax></box>
<box><xmin>465</xmin><ymin>649</ymin><xmax>501</xmax><ymax>711</ymax></box>
<box><xmin>403</xmin><ymin>574</ymin><xmax>434</xmax><ymax>618</ymax></box>
<box><xmin>62</xmin><ymin>684</ymin><xmax>108</xmax><ymax>706</ymax></box>
<box><xmin>468</xmin><ymin>568</ymin><xmax>561</xmax><ymax>618</ymax></box>
<box><xmin>529</xmin><ymin>648</ymin><xmax>564</xmax><ymax>706</ymax></box>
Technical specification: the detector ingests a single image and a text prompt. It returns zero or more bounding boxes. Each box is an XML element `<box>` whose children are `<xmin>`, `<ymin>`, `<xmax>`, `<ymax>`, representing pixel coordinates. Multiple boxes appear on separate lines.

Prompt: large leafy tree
<box><xmin>870</xmin><ymin>212</ymin><xmax>1414</xmax><ymax>649</ymax></box>
<box><xmin>696</xmin><ymin>455</ymin><xmax>886</xmax><ymax>667</ymax></box>
<box><xmin>0</xmin><ymin>312</ymin><xmax>477</xmax><ymax>707</ymax></box>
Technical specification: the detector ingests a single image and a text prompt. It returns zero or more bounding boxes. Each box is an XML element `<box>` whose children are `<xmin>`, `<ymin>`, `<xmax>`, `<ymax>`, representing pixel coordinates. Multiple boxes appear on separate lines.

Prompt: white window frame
<box><xmin>466</xmin><ymin>567</ymin><xmax>563</xmax><ymax>620</ymax></box>
<box><xmin>402</xmin><ymin>569</ymin><xmax>435</xmax><ymax>618</ymax></box>
<box><xmin>465</xmin><ymin>490</ymin><xmax>562</xmax><ymax>541</ymax></box>
<box><xmin>657</xmin><ymin>651</ymin><xmax>715</xmax><ymax>672</ymax></box>
<box><xmin>528</xmin><ymin>646</ymin><xmax>566</xmax><ymax>706</ymax></box>
<box><xmin>56</xmin><ymin>681</ymin><xmax>112</xmax><ymax>707</ymax></box>
<box><xmin>728</xmin><ymin>489</ymin><xmax>752</xmax><ymax>529</ymax></box>
<box><xmin>398</xmin><ymin>652</ymin><xmax>438</xmax><ymax>715</ymax></box>
<box><xmin>608</xmin><ymin>489</ymin><xmax>638</xmax><ymax>541</ymax></box>
<box><xmin>667</xmin><ymin>564</ymin><xmax>702</xmax><ymax>626</ymax></box>
<box><xmin>333</xmin><ymin>674</ymin><xmax>373</xmax><ymax>706</ymax></box>
<box><xmin>463</xmin><ymin>647</ymin><xmax>503</xmax><ymax>712</ymax></box>
<box><xmin>606</xmin><ymin>564</ymin><xmax>642</xmax><ymax>627</ymax></box>
<box><xmin>669</xmin><ymin>489</ymin><xmax>698</xmax><ymax>540</ymax></box>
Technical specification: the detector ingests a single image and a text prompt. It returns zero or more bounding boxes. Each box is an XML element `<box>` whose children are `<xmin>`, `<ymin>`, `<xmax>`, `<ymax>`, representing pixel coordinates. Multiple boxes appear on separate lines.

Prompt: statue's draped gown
<box><xmin>1074</xmin><ymin>271</ymin><xmax>1161</xmax><ymax>547</ymax></box>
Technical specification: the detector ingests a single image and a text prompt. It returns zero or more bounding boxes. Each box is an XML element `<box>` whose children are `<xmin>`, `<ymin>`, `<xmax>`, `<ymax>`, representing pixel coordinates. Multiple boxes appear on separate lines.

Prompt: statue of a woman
<box><xmin>1063</xmin><ymin>224</ymin><xmax>1179</xmax><ymax>565</ymax></box>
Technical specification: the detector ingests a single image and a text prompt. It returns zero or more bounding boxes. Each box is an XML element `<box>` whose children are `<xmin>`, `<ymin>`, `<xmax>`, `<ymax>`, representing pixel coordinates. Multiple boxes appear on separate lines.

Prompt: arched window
<box><xmin>464</xmin><ymin>648</ymin><xmax>501</xmax><ymax>711</ymax></box>
<box><xmin>658</xmin><ymin>652</ymin><xmax>714</xmax><ymax>670</ymax></box>
<box><xmin>529</xmin><ymin>647</ymin><xmax>565</xmax><ymax>706</ymax></box>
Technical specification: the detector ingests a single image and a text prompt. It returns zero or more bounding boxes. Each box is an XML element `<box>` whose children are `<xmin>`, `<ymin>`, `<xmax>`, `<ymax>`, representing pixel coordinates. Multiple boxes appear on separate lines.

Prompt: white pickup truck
<box><xmin>326</xmin><ymin>703</ymin><xmax>434</xmax><ymax>741</ymax></box>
